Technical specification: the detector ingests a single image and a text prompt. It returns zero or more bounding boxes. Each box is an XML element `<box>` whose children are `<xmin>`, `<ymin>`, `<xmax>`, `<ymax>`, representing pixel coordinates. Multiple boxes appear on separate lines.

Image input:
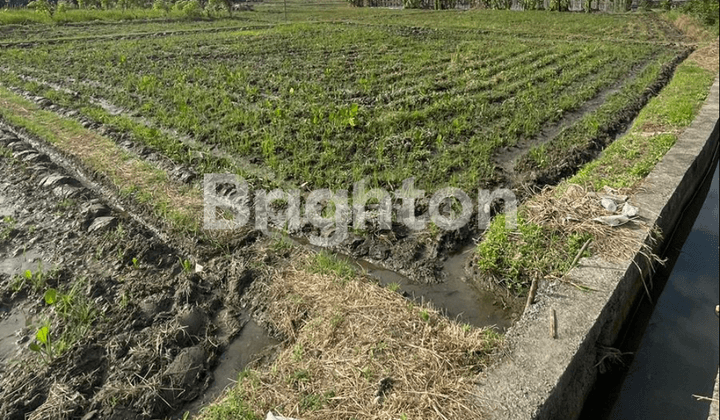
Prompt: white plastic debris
<box><xmin>621</xmin><ymin>202</ymin><xmax>639</xmax><ymax>217</ymax></box>
<box><xmin>593</xmin><ymin>215</ymin><xmax>631</xmax><ymax>227</ymax></box>
<box><xmin>195</xmin><ymin>263</ymin><xmax>204</xmax><ymax>273</ymax></box>
<box><xmin>565</xmin><ymin>214</ymin><xmax>580</xmax><ymax>222</ymax></box>
<box><xmin>601</xmin><ymin>185</ymin><xmax>628</xmax><ymax>202</ymax></box>
<box><xmin>266</xmin><ymin>412</ymin><xmax>299</xmax><ymax>420</ymax></box>
<box><xmin>600</xmin><ymin>198</ymin><xmax>617</xmax><ymax>212</ymax></box>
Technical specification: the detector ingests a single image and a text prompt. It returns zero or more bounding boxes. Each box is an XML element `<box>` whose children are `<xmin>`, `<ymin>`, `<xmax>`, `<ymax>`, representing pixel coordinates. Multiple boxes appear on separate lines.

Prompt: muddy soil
<box><xmin>0</xmin><ymin>128</ymin><xmax>282</xmax><ymax>420</ymax></box>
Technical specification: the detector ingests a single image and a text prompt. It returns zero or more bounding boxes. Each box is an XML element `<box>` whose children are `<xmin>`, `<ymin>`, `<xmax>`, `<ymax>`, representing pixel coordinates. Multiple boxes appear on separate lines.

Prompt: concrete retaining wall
<box><xmin>476</xmin><ymin>78</ymin><xmax>719</xmax><ymax>419</ymax></box>
<box><xmin>709</xmin><ymin>370</ymin><xmax>719</xmax><ymax>420</ymax></box>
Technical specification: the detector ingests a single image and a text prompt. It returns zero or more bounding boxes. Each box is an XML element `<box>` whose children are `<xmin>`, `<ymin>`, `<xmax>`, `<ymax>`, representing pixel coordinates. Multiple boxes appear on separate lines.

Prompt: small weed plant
<box><xmin>28</xmin><ymin>282</ymin><xmax>98</xmax><ymax>363</ymax></box>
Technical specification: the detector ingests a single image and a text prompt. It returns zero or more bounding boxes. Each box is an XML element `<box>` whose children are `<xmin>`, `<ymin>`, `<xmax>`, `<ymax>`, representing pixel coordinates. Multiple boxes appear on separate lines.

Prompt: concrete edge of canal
<box><xmin>708</xmin><ymin>369</ymin><xmax>719</xmax><ymax>420</ymax></box>
<box><xmin>476</xmin><ymin>78</ymin><xmax>720</xmax><ymax>420</ymax></box>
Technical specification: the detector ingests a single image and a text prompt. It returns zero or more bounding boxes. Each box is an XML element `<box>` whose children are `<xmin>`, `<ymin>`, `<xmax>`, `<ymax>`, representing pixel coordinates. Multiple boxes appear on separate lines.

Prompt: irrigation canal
<box><xmin>580</xmin><ymin>159</ymin><xmax>719</xmax><ymax>420</ymax></box>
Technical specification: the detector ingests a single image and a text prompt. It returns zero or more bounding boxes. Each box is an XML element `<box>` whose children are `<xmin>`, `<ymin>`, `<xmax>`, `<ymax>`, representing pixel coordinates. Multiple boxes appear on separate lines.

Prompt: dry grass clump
<box><xmin>687</xmin><ymin>40</ymin><xmax>720</xmax><ymax>73</ymax></box>
<box><xmin>671</xmin><ymin>14</ymin><xmax>719</xmax><ymax>72</ymax></box>
<box><xmin>525</xmin><ymin>184</ymin><xmax>648</xmax><ymax>262</ymax></box>
<box><xmin>673</xmin><ymin>14</ymin><xmax>717</xmax><ymax>43</ymax></box>
<box><xmin>228</xmin><ymin>256</ymin><xmax>502</xmax><ymax>419</ymax></box>
<box><xmin>28</xmin><ymin>382</ymin><xmax>85</xmax><ymax>420</ymax></box>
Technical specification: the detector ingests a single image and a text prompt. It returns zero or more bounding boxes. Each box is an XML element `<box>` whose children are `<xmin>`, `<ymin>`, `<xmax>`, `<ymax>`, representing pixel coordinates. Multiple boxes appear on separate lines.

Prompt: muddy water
<box><xmin>0</xmin><ymin>249</ymin><xmax>43</xmax><ymax>277</ymax></box>
<box><xmin>177</xmin><ymin>320</ymin><xmax>280</xmax><ymax>418</ymax></box>
<box><xmin>0</xmin><ymin>305</ymin><xmax>30</xmax><ymax>365</ymax></box>
<box><xmin>358</xmin><ymin>248</ymin><xmax>516</xmax><ymax>331</ymax></box>
<box><xmin>0</xmin><ymin>187</ymin><xmax>16</xmax><ymax>218</ymax></box>
<box><xmin>0</xmin><ymin>188</ymin><xmax>42</xmax><ymax>276</ymax></box>
<box><xmin>0</xmin><ymin>189</ymin><xmax>41</xmax><ymax>367</ymax></box>
<box><xmin>581</xmin><ymin>160</ymin><xmax>719</xmax><ymax>420</ymax></box>
<box><xmin>295</xmin><ymin>233</ymin><xmax>518</xmax><ymax>331</ymax></box>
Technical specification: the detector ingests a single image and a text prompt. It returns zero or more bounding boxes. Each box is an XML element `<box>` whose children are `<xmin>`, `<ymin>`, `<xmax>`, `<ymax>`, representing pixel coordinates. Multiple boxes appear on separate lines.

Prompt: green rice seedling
<box><xmin>16</xmin><ymin>262</ymin><xmax>50</xmax><ymax>293</ymax></box>
<box><xmin>37</xmin><ymin>281</ymin><xmax>98</xmax><ymax>358</ymax></box>
<box><xmin>179</xmin><ymin>258</ymin><xmax>194</xmax><ymax>273</ymax></box>
<box><xmin>118</xmin><ymin>291</ymin><xmax>130</xmax><ymax>308</ymax></box>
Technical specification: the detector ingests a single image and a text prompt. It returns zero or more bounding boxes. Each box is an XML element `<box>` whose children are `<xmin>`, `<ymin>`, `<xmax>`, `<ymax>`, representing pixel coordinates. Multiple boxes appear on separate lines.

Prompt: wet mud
<box><xmin>0</xmin><ymin>304</ymin><xmax>31</xmax><ymax>366</ymax></box>
<box><xmin>359</xmin><ymin>249</ymin><xmax>520</xmax><ymax>331</ymax></box>
<box><xmin>0</xmin><ymin>128</ymin><xmax>281</xmax><ymax>419</ymax></box>
<box><xmin>175</xmin><ymin>319</ymin><xmax>280</xmax><ymax>418</ymax></box>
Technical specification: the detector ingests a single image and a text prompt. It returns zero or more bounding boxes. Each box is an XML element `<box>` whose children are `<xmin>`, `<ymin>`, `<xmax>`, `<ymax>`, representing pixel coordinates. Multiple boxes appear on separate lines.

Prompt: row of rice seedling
<box><xmin>0</xmin><ymin>19</ymin><xmax>681</xmax><ymax>194</ymax></box>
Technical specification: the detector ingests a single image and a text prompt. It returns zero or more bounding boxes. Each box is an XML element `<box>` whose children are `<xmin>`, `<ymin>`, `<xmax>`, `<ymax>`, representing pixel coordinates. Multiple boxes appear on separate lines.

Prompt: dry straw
<box><xmin>28</xmin><ymin>382</ymin><xmax>85</xmax><ymax>420</ymax></box>
<box><xmin>232</xmin><ymin>255</ymin><xmax>502</xmax><ymax>419</ymax></box>
<box><xmin>525</xmin><ymin>184</ymin><xmax>650</xmax><ymax>262</ymax></box>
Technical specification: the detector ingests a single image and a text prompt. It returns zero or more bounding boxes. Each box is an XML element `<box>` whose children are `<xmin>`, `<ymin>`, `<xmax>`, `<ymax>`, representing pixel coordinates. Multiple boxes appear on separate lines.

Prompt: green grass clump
<box><xmin>198</xmin><ymin>370</ymin><xmax>262</xmax><ymax>420</ymax></box>
<box><xmin>680</xmin><ymin>0</ymin><xmax>719</xmax><ymax>28</ymax></box>
<box><xmin>632</xmin><ymin>63</ymin><xmax>714</xmax><ymax>128</ymax></box>
<box><xmin>309</xmin><ymin>251</ymin><xmax>356</xmax><ymax>281</ymax></box>
<box><xmin>476</xmin><ymin>214</ymin><xmax>591</xmax><ymax>292</ymax></box>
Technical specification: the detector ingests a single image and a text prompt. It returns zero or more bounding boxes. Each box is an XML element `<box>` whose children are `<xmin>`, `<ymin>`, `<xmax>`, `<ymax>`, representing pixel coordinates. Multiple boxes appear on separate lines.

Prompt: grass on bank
<box><xmin>571</xmin><ymin>63</ymin><xmax>716</xmax><ymax>189</ymax></box>
<box><xmin>476</xmin><ymin>44</ymin><xmax>718</xmax><ymax>293</ymax></box>
<box><xmin>198</xmin><ymin>252</ymin><xmax>502</xmax><ymax>420</ymax></box>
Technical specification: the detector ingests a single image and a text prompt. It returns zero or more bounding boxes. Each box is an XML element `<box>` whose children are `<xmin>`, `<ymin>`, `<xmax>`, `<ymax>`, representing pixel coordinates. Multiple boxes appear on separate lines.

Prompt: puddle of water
<box><xmin>1</xmin><ymin>190</ymin><xmax>46</xmax><ymax>294</ymax></box>
<box><xmin>0</xmin><ymin>249</ymin><xmax>43</xmax><ymax>277</ymax></box>
<box><xmin>358</xmin><ymin>246</ymin><xmax>516</xmax><ymax>332</ymax></box>
<box><xmin>0</xmin><ymin>305</ymin><xmax>29</xmax><ymax>364</ymax></box>
<box><xmin>178</xmin><ymin>319</ymin><xmax>279</xmax><ymax>418</ymax></box>
<box><xmin>293</xmin><ymin>233</ymin><xmax>517</xmax><ymax>331</ymax></box>
<box><xmin>0</xmin><ymin>188</ymin><xmax>17</xmax><ymax>219</ymax></box>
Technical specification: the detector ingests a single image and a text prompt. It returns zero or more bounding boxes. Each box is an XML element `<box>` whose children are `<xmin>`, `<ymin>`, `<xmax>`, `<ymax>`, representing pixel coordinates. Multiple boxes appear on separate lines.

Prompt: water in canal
<box><xmin>581</xmin><ymin>160</ymin><xmax>719</xmax><ymax>419</ymax></box>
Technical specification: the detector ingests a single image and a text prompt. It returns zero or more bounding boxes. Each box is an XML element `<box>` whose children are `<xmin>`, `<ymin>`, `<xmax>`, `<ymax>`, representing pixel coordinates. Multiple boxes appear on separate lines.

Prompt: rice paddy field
<box><xmin>0</xmin><ymin>2</ymin><xmax>717</xmax><ymax>419</ymax></box>
<box><xmin>0</xmin><ymin>6</ymin><xmax>689</xmax><ymax>194</ymax></box>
